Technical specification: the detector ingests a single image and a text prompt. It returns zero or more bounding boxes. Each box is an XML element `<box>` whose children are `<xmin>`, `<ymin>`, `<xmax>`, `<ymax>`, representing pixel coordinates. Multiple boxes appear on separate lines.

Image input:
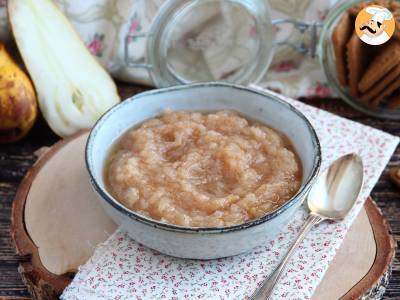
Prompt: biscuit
<box><xmin>347</xmin><ymin>33</ymin><xmax>372</xmax><ymax>97</ymax></box>
<box><xmin>389</xmin><ymin>1</ymin><xmax>400</xmax><ymax>11</ymax></box>
<box><xmin>350</xmin><ymin>1</ymin><xmax>400</xmax><ymax>41</ymax></box>
<box><xmin>350</xmin><ymin>1</ymin><xmax>399</xmax><ymax>17</ymax></box>
<box><xmin>371</xmin><ymin>76</ymin><xmax>400</xmax><ymax>106</ymax></box>
<box><xmin>349</xmin><ymin>2</ymin><xmax>369</xmax><ymax>18</ymax></box>
<box><xmin>358</xmin><ymin>41</ymin><xmax>400</xmax><ymax>93</ymax></box>
<box><xmin>360</xmin><ymin>63</ymin><xmax>400</xmax><ymax>102</ymax></box>
<box><xmin>332</xmin><ymin>12</ymin><xmax>353</xmax><ymax>86</ymax></box>
<box><xmin>335</xmin><ymin>0</ymin><xmax>400</xmax><ymax>111</ymax></box>
<box><xmin>392</xmin><ymin>10</ymin><xmax>400</xmax><ymax>40</ymax></box>
<box><xmin>349</xmin><ymin>1</ymin><xmax>386</xmax><ymax>17</ymax></box>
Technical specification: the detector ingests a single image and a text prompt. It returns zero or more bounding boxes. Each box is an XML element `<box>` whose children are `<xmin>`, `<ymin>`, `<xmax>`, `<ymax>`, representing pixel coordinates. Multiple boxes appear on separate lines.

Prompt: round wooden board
<box><xmin>11</xmin><ymin>132</ymin><xmax>395</xmax><ymax>300</ymax></box>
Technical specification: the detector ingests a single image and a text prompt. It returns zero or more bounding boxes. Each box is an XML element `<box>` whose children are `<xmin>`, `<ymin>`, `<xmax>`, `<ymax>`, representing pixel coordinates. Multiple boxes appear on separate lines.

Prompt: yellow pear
<box><xmin>0</xmin><ymin>43</ymin><xmax>37</xmax><ymax>143</ymax></box>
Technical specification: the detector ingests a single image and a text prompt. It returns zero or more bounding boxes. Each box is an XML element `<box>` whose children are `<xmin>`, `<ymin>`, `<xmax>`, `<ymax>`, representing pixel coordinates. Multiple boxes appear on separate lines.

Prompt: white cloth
<box><xmin>360</xmin><ymin>31</ymin><xmax>391</xmax><ymax>45</ymax></box>
<box><xmin>0</xmin><ymin>0</ymin><xmax>337</xmax><ymax>98</ymax></box>
<box><xmin>61</xmin><ymin>90</ymin><xmax>399</xmax><ymax>300</ymax></box>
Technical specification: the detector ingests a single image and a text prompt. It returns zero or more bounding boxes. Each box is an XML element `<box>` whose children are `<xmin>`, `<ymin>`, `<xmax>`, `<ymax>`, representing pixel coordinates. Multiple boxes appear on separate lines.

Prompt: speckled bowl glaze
<box><xmin>86</xmin><ymin>83</ymin><xmax>321</xmax><ymax>259</ymax></box>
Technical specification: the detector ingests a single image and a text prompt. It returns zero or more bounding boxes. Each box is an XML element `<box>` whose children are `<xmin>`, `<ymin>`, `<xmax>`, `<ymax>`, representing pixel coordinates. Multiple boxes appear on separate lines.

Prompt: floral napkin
<box><xmin>61</xmin><ymin>89</ymin><xmax>399</xmax><ymax>300</ymax></box>
<box><xmin>0</xmin><ymin>0</ymin><xmax>334</xmax><ymax>98</ymax></box>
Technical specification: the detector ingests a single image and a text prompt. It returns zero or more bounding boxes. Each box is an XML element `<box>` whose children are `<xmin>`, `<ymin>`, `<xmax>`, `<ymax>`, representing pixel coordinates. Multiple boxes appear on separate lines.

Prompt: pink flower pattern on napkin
<box><xmin>62</xmin><ymin>93</ymin><xmax>399</xmax><ymax>300</ymax></box>
<box><xmin>128</xmin><ymin>12</ymin><xmax>142</xmax><ymax>43</ymax></box>
<box><xmin>307</xmin><ymin>82</ymin><xmax>332</xmax><ymax>98</ymax></box>
<box><xmin>87</xmin><ymin>33</ymin><xmax>105</xmax><ymax>57</ymax></box>
<box><xmin>271</xmin><ymin>61</ymin><xmax>299</xmax><ymax>73</ymax></box>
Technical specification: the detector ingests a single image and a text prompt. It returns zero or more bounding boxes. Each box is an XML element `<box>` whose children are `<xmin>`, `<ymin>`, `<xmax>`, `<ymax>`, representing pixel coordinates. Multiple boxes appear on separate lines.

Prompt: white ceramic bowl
<box><xmin>86</xmin><ymin>83</ymin><xmax>321</xmax><ymax>259</ymax></box>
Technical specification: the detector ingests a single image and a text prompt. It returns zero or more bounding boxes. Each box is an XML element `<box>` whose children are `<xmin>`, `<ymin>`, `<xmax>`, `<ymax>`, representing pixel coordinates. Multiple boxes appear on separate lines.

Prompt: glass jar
<box><xmin>124</xmin><ymin>0</ymin><xmax>400</xmax><ymax>119</ymax></box>
<box><xmin>125</xmin><ymin>0</ymin><xmax>275</xmax><ymax>87</ymax></box>
<box><xmin>319</xmin><ymin>0</ymin><xmax>400</xmax><ymax>119</ymax></box>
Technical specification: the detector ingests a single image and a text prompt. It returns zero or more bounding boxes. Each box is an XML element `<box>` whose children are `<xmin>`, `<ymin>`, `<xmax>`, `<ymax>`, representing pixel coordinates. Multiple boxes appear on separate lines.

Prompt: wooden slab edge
<box><xmin>10</xmin><ymin>131</ymin><xmax>395</xmax><ymax>299</ymax></box>
<box><xmin>342</xmin><ymin>198</ymin><xmax>396</xmax><ymax>300</ymax></box>
<box><xmin>10</xmin><ymin>131</ymin><xmax>88</xmax><ymax>299</ymax></box>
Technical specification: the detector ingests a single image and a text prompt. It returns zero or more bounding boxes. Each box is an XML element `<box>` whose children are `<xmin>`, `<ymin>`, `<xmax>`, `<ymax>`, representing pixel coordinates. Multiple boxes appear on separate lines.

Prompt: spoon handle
<box><xmin>249</xmin><ymin>213</ymin><xmax>323</xmax><ymax>300</ymax></box>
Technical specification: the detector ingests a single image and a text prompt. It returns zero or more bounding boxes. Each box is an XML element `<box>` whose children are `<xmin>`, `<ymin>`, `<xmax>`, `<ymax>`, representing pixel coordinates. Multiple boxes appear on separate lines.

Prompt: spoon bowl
<box><xmin>308</xmin><ymin>153</ymin><xmax>364</xmax><ymax>219</ymax></box>
<box><xmin>251</xmin><ymin>153</ymin><xmax>364</xmax><ymax>300</ymax></box>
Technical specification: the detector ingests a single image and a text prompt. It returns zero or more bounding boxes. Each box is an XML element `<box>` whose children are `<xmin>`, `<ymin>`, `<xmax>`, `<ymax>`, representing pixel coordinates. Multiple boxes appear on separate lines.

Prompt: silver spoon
<box><xmin>250</xmin><ymin>153</ymin><xmax>364</xmax><ymax>300</ymax></box>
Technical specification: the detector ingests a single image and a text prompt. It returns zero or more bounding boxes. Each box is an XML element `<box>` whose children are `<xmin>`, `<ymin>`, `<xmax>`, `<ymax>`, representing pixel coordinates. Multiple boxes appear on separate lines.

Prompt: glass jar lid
<box><xmin>143</xmin><ymin>0</ymin><xmax>274</xmax><ymax>87</ymax></box>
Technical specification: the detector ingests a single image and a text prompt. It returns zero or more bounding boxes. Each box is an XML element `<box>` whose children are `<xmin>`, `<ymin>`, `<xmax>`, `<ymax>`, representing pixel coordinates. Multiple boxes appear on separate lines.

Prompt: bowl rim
<box><xmin>86</xmin><ymin>82</ymin><xmax>321</xmax><ymax>234</ymax></box>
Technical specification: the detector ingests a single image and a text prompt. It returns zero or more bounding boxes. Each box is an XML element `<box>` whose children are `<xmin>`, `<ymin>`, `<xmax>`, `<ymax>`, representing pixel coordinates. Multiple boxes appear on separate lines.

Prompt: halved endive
<box><xmin>8</xmin><ymin>0</ymin><xmax>120</xmax><ymax>137</ymax></box>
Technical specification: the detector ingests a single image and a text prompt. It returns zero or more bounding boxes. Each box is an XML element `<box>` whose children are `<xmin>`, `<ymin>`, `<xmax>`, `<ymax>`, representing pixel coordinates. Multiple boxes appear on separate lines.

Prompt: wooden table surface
<box><xmin>1</xmin><ymin>82</ymin><xmax>400</xmax><ymax>299</ymax></box>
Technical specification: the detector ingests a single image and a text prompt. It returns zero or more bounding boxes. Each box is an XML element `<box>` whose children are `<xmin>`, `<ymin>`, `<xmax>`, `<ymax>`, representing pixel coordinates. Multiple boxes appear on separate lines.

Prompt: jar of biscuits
<box><xmin>319</xmin><ymin>0</ymin><xmax>400</xmax><ymax>119</ymax></box>
<box><xmin>123</xmin><ymin>0</ymin><xmax>400</xmax><ymax>119</ymax></box>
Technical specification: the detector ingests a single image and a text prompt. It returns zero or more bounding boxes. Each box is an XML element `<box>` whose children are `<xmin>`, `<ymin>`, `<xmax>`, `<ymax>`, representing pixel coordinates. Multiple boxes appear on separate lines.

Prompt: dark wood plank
<box><xmin>1</xmin><ymin>86</ymin><xmax>399</xmax><ymax>299</ymax></box>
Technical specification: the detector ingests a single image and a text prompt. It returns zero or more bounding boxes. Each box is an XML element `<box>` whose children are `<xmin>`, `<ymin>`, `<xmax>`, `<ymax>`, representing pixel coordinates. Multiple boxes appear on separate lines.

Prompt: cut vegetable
<box><xmin>8</xmin><ymin>0</ymin><xmax>120</xmax><ymax>137</ymax></box>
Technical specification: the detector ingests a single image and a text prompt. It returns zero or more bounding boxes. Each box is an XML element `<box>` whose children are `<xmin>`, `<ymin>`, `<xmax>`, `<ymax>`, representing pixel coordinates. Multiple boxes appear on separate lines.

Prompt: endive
<box><xmin>8</xmin><ymin>0</ymin><xmax>120</xmax><ymax>137</ymax></box>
